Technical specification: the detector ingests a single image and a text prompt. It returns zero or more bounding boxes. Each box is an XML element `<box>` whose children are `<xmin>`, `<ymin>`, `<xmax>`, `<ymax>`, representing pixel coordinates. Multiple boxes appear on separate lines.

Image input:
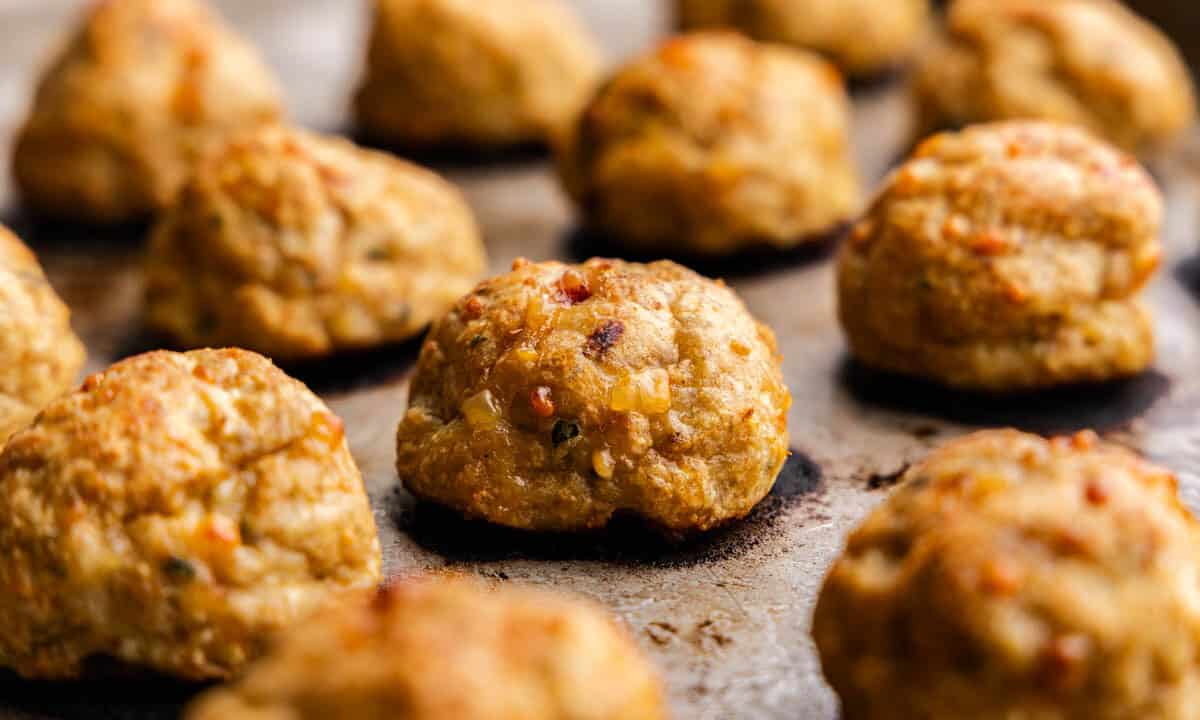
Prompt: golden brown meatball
<box><xmin>559</xmin><ymin>32</ymin><xmax>860</xmax><ymax>256</ymax></box>
<box><xmin>396</xmin><ymin>258</ymin><xmax>791</xmax><ymax>533</ymax></box>
<box><xmin>676</xmin><ymin>0</ymin><xmax>932</xmax><ymax>76</ymax></box>
<box><xmin>0</xmin><ymin>226</ymin><xmax>85</xmax><ymax>442</ymax></box>
<box><xmin>185</xmin><ymin>575</ymin><xmax>668</xmax><ymax>720</ymax></box>
<box><xmin>838</xmin><ymin>121</ymin><xmax>1160</xmax><ymax>392</ymax></box>
<box><xmin>914</xmin><ymin>0</ymin><xmax>1197</xmax><ymax>153</ymax></box>
<box><xmin>13</xmin><ymin>0</ymin><xmax>283</xmax><ymax>224</ymax></box>
<box><xmin>145</xmin><ymin>125</ymin><xmax>486</xmax><ymax>361</ymax></box>
<box><xmin>0</xmin><ymin>349</ymin><xmax>382</xmax><ymax>680</ymax></box>
<box><xmin>354</xmin><ymin>0</ymin><xmax>603</xmax><ymax>149</ymax></box>
<box><xmin>814</xmin><ymin>429</ymin><xmax>1200</xmax><ymax>720</ymax></box>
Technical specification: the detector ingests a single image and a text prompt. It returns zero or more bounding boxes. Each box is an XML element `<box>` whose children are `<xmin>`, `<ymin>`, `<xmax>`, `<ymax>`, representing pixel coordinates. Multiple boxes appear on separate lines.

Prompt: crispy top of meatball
<box><xmin>145</xmin><ymin>124</ymin><xmax>486</xmax><ymax>360</ymax></box>
<box><xmin>396</xmin><ymin>258</ymin><xmax>790</xmax><ymax>532</ymax></box>
<box><xmin>838</xmin><ymin>121</ymin><xmax>1160</xmax><ymax>390</ymax></box>
<box><xmin>186</xmin><ymin>575</ymin><xmax>668</xmax><ymax>720</ymax></box>
<box><xmin>0</xmin><ymin>348</ymin><xmax>381</xmax><ymax>680</ymax></box>
<box><xmin>354</xmin><ymin>0</ymin><xmax>603</xmax><ymax>147</ymax></box>
<box><xmin>13</xmin><ymin>0</ymin><xmax>283</xmax><ymax>222</ymax></box>
<box><xmin>914</xmin><ymin>0</ymin><xmax>1196</xmax><ymax>152</ymax></box>
<box><xmin>560</xmin><ymin>32</ymin><xmax>860</xmax><ymax>254</ymax></box>
<box><xmin>676</xmin><ymin>0</ymin><xmax>931</xmax><ymax>75</ymax></box>
<box><xmin>0</xmin><ymin>226</ymin><xmax>85</xmax><ymax>442</ymax></box>
<box><xmin>814</xmin><ymin>429</ymin><xmax>1200</xmax><ymax>720</ymax></box>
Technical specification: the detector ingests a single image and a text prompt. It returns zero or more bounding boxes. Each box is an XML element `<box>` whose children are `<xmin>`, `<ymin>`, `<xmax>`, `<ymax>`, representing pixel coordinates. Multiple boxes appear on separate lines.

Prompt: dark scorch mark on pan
<box><xmin>866</xmin><ymin>464</ymin><xmax>910</xmax><ymax>491</ymax></box>
<box><xmin>839</xmin><ymin>357</ymin><xmax>1170</xmax><ymax>435</ymax></box>
<box><xmin>564</xmin><ymin>225</ymin><xmax>846</xmax><ymax>280</ymax></box>
<box><xmin>392</xmin><ymin>450</ymin><xmax>823</xmax><ymax>568</ymax></box>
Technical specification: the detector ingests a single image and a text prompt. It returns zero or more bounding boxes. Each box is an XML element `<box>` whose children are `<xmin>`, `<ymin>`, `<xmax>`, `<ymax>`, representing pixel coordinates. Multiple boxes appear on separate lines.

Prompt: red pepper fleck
<box><xmin>556</xmin><ymin>269</ymin><xmax>592</xmax><ymax>305</ymax></box>
<box><xmin>1084</xmin><ymin>479</ymin><xmax>1109</xmax><ymax>506</ymax></box>
<box><xmin>530</xmin><ymin>386</ymin><xmax>556</xmax><ymax>418</ymax></box>
<box><xmin>463</xmin><ymin>295</ymin><xmax>484</xmax><ymax>319</ymax></box>
<box><xmin>1039</xmin><ymin>634</ymin><xmax>1091</xmax><ymax>693</ymax></box>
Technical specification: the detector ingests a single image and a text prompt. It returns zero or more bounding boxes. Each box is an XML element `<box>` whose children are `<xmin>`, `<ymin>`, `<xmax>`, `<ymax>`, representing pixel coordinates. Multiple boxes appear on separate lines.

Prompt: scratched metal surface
<box><xmin>1</xmin><ymin>2</ymin><xmax>1199</xmax><ymax>719</ymax></box>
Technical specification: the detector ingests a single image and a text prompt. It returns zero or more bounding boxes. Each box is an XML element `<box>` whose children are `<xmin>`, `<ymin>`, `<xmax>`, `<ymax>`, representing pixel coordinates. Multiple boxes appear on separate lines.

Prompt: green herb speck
<box><xmin>552</xmin><ymin>419</ymin><xmax>581</xmax><ymax>446</ymax></box>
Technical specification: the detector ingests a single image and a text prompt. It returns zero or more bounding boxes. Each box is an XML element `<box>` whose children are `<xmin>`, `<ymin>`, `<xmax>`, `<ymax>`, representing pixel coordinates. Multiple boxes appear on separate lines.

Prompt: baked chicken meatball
<box><xmin>914</xmin><ymin>0</ymin><xmax>1197</xmax><ymax>153</ymax></box>
<box><xmin>676</xmin><ymin>0</ymin><xmax>932</xmax><ymax>77</ymax></box>
<box><xmin>559</xmin><ymin>32</ymin><xmax>860</xmax><ymax>256</ymax></box>
<box><xmin>13</xmin><ymin>0</ymin><xmax>283</xmax><ymax>224</ymax></box>
<box><xmin>838</xmin><ymin>121</ymin><xmax>1160</xmax><ymax>392</ymax></box>
<box><xmin>0</xmin><ymin>349</ymin><xmax>382</xmax><ymax>680</ymax></box>
<box><xmin>186</xmin><ymin>575</ymin><xmax>668</xmax><ymax>720</ymax></box>
<box><xmin>814</xmin><ymin>429</ymin><xmax>1200</xmax><ymax>720</ymax></box>
<box><xmin>354</xmin><ymin>0</ymin><xmax>603</xmax><ymax>149</ymax></box>
<box><xmin>0</xmin><ymin>226</ymin><xmax>85</xmax><ymax>443</ymax></box>
<box><xmin>145</xmin><ymin>125</ymin><xmax>486</xmax><ymax>361</ymax></box>
<box><xmin>396</xmin><ymin>258</ymin><xmax>791</xmax><ymax>533</ymax></box>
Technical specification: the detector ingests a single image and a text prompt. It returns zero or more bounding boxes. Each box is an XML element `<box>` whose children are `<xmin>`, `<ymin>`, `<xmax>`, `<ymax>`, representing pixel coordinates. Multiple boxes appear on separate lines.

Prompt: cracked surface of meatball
<box><xmin>0</xmin><ymin>348</ymin><xmax>382</xmax><ymax>680</ymax></box>
<box><xmin>559</xmin><ymin>32</ymin><xmax>860</xmax><ymax>256</ymax></box>
<box><xmin>814</xmin><ymin>429</ymin><xmax>1200</xmax><ymax>720</ymax></box>
<box><xmin>186</xmin><ymin>575</ymin><xmax>668</xmax><ymax>720</ymax></box>
<box><xmin>676</xmin><ymin>0</ymin><xmax>931</xmax><ymax>76</ymax></box>
<box><xmin>354</xmin><ymin>0</ymin><xmax>602</xmax><ymax>149</ymax></box>
<box><xmin>913</xmin><ymin>0</ymin><xmax>1196</xmax><ymax>153</ymax></box>
<box><xmin>0</xmin><ymin>225</ymin><xmax>85</xmax><ymax>443</ymax></box>
<box><xmin>13</xmin><ymin>0</ymin><xmax>283</xmax><ymax>223</ymax></box>
<box><xmin>838</xmin><ymin>121</ymin><xmax>1160</xmax><ymax>391</ymax></box>
<box><xmin>396</xmin><ymin>258</ymin><xmax>790</xmax><ymax>532</ymax></box>
<box><xmin>145</xmin><ymin>125</ymin><xmax>486</xmax><ymax>360</ymax></box>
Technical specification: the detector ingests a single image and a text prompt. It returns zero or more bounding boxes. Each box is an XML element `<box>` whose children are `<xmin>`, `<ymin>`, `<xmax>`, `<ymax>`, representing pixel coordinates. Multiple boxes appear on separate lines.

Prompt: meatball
<box><xmin>814</xmin><ymin>429</ymin><xmax>1200</xmax><ymax>720</ymax></box>
<box><xmin>13</xmin><ymin>0</ymin><xmax>283</xmax><ymax>224</ymax></box>
<box><xmin>185</xmin><ymin>575</ymin><xmax>667</xmax><ymax>720</ymax></box>
<box><xmin>395</xmin><ymin>258</ymin><xmax>791</xmax><ymax>532</ymax></box>
<box><xmin>0</xmin><ymin>349</ymin><xmax>382</xmax><ymax>680</ymax></box>
<box><xmin>354</xmin><ymin>0</ymin><xmax>603</xmax><ymax>149</ymax></box>
<box><xmin>676</xmin><ymin>0</ymin><xmax>932</xmax><ymax>77</ymax></box>
<box><xmin>0</xmin><ymin>226</ymin><xmax>85</xmax><ymax>443</ymax></box>
<box><xmin>913</xmin><ymin>0</ymin><xmax>1196</xmax><ymax>153</ymax></box>
<box><xmin>559</xmin><ymin>32</ymin><xmax>860</xmax><ymax>256</ymax></box>
<box><xmin>145</xmin><ymin>125</ymin><xmax>486</xmax><ymax>361</ymax></box>
<box><xmin>838</xmin><ymin>121</ymin><xmax>1160</xmax><ymax>392</ymax></box>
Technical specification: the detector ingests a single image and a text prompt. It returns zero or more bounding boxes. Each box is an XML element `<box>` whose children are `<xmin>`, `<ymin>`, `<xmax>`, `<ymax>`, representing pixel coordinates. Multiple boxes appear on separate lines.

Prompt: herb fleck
<box><xmin>469</xmin><ymin>334</ymin><xmax>487</xmax><ymax>348</ymax></box>
<box><xmin>551</xmin><ymin>419</ymin><xmax>581</xmax><ymax>446</ymax></box>
<box><xmin>366</xmin><ymin>246</ymin><xmax>394</xmax><ymax>261</ymax></box>
<box><xmin>163</xmin><ymin>556</ymin><xmax>196</xmax><ymax>582</ymax></box>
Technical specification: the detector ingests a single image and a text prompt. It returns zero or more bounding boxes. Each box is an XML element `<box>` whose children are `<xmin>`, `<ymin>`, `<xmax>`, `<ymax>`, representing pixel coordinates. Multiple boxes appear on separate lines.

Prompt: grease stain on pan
<box><xmin>839</xmin><ymin>357</ymin><xmax>1171</xmax><ymax>435</ymax></box>
<box><xmin>563</xmin><ymin>225</ymin><xmax>845</xmax><ymax>279</ymax></box>
<box><xmin>392</xmin><ymin>450</ymin><xmax>824</xmax><ymax>568</ymax></box>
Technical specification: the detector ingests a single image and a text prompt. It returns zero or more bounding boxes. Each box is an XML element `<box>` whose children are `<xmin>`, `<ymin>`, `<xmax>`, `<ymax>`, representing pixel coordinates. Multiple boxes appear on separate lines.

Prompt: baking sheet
<box><xmin>2</xmin><ymin>2</ymin><xmax>1200</xmax><ymax>719</ymax></box>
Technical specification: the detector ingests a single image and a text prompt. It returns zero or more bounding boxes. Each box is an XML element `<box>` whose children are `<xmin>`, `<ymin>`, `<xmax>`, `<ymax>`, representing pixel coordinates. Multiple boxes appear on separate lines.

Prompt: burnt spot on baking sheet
<box><xmin>839</xmin><ymin>357</ymin><xmax>1171</xmax><ymax>435</ymax></box>
<box><xmin>563</xmin><ymin>224</ymin><xmax>846</xmax><ymax>279</ymax></box>
<box><xmin>866</xmin><ymin>464</ymin><xmax>910</xmax><ymax>491</ymax></box>
<box><xmin>350</xmin><ymin>131</ymin><xmax>549</xmax><ymax>169</ymax></box>
<box><xmin>0</xmin><ymin>661</ymin><xmax>207</xmax><ymax>720</ymax></box>
<box><xmin>392</xmin><ymin>450</ymin><xmax>823</xmax><ymax>568</ymax></box>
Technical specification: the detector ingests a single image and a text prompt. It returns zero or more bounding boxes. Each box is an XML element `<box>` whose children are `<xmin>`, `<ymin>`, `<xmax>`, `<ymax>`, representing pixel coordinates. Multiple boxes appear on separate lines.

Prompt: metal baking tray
<box><xmin>1</xmin><ymin>1</ymin><xmax>1198</xmax><ymax>718</ymax></box>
